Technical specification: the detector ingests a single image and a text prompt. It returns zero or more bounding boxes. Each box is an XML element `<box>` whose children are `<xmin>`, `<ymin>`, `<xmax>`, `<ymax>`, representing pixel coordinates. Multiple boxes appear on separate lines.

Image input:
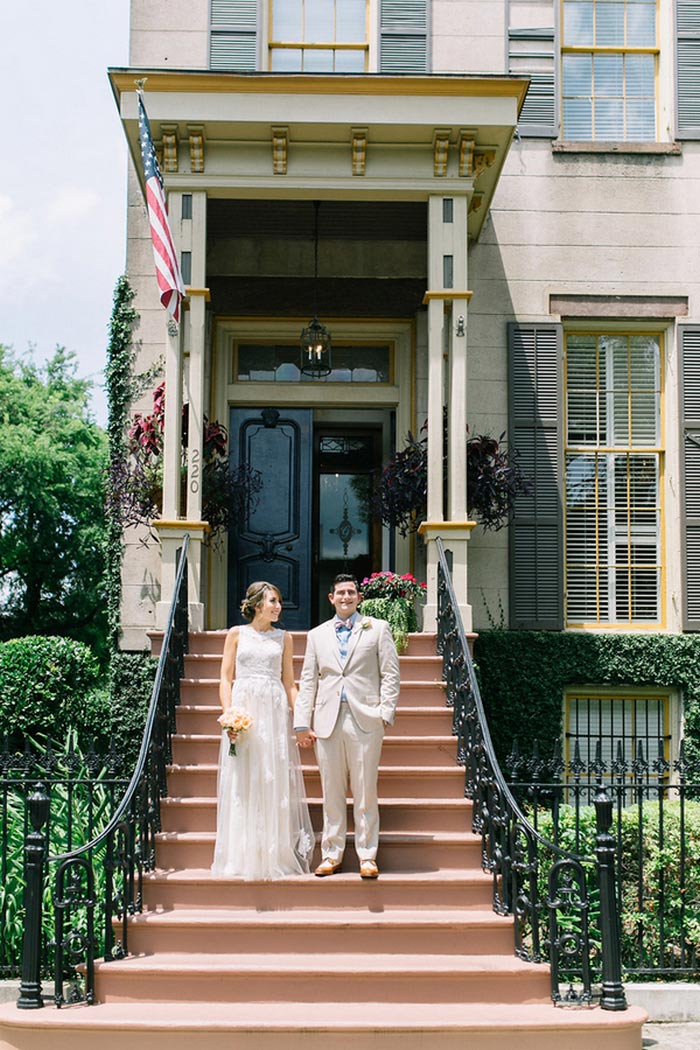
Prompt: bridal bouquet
<box><xmin>218</xmin><ymin>707</ymin><xmax>253</xmax><ymax>756</ymax></box>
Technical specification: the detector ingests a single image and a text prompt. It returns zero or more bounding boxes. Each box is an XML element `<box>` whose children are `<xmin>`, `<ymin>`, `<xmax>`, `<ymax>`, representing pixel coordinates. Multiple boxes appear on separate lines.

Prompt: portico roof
<box><xmin>109</xmin><ymin>69</ymin><xmax>529</xmax><ymax>242</ymax></box>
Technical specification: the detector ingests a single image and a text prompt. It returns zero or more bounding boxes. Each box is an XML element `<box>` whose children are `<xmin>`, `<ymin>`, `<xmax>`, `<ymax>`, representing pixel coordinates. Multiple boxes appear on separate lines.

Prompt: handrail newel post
<box><xmin>17</xmin><ymin>783</ymin><xmax>50</xmax><ymax>1009</ymax></box>
<box><xmin>595</xmin><ymin>783</ymin><xmax>627</xmax><ymax>1010</ymax></box>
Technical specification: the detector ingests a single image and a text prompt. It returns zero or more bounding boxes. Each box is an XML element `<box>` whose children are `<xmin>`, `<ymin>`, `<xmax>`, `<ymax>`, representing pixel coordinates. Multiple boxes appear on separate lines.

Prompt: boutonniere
<box><xmin>361</xmin><ymin>619</ymin><xmax>372</xmax><ymax>630</ymax></box>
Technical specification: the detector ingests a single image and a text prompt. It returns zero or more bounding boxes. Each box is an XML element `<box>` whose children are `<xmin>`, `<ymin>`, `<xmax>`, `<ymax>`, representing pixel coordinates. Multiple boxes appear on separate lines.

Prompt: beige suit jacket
<box><xmin>295</xmin><ymin>616</ymin><xmax>400</xmax><ymax>739</ymax></box>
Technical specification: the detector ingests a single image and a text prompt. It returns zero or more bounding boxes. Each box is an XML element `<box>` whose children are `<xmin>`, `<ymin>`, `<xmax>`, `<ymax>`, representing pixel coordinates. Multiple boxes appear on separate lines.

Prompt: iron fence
<box><xmin>436</xmin><ymin>538</ymin><xmax>627</xmax><ymax>1008</ymax></box>
<box><xmin>14</xmin><ymin>535</ymin><xmax>189</xmax><ymax>1009</ymax></box>
<box><xmin>0</xmin><ymin>737</ymin><xmax>128</xmax><ymax>980</ymax></box>
<box><xmin>506</xmin><ymin>738</ymin><xmax>700</xmax><ymax>978</ymax></box>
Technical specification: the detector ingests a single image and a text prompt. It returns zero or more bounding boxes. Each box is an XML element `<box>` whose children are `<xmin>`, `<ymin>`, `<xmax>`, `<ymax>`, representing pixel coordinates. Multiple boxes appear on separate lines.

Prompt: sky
<box><xmin>0</xmin><ymin>2</ymin><xmax>131</xmax><ymax>426</ymax></box>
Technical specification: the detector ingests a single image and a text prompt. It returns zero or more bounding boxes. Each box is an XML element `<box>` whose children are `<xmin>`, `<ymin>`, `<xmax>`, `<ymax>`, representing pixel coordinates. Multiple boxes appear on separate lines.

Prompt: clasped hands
<box><xmin>295</xmin><ymin>729</ymin><xmax>316</xmax><ymax>748</ymax></box>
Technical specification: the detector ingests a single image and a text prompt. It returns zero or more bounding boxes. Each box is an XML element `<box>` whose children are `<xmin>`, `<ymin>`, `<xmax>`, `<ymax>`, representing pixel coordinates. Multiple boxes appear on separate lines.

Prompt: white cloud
<box><xmin>45</xmin><ymin>186</ymin><xmax>101</xmax><ymax>226</ymax></box>
<box><xmin>0</xmin><ymin>194</ymin><xmax>35</xmax><ymax>269</ymax></box>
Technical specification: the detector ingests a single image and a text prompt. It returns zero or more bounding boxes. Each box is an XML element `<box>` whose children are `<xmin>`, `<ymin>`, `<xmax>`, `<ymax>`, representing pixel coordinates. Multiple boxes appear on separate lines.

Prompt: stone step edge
<box><xmin>0</xmin><ymin>999</ymin><xmax>649</xmax><ymax>1033</ymax></box>
<box><xmin>167</xmin><ymin>763</ymin><xmax>464</xmax><ymax>774</ymax></box>
<box><xmin>142</xmin><ymin>868</ymin><xmax>489</xmax><ymax>883</ymax></box>
<box><xmin>172</xmin><ymin>734</ymin><xmax>457</xmax><ymax>745</ymax></box>
<box><xmin>154</xmin><ymin>831</ymin><xmax>479</xmax><ymax>844</ymax></box>
<box><xmin>160</xmin><ymin>796</ymin><xmax>470</xmax><ymax>807</ymax></box>
<box><xmin>92</xmin><ymin>952</ymin><xmax>545</xmax><ymax>976</ymax></box>
<box><xmin>120</xmin><ymin>908</ymin><xmax>508</xmax><ymax>928</ymax></box>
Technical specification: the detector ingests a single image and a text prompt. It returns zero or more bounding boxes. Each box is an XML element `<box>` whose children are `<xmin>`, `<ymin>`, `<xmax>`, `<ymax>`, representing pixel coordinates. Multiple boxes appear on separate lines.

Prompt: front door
<box><xmin>229</xmin><ymin>409</ymin><xmax>383</xmax><ymax>627</ymax></box>
<box><xmin>229</xmin><ymin>407</ymin><xmax>312</xmax><ymax>629</ymax></box>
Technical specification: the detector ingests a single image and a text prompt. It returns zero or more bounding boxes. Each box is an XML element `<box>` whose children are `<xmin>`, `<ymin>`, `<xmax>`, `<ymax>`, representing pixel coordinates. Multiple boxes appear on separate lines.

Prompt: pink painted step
<box><xmin>181</xmin><ymin>652</ymin><xmax>446</xmax><ymax>684</ymax></box>
<box><xmin>160</xmin><ymin>796</ymin><xmax>471</xmax><ymax>834</ymax></box>
<box><xmin>165</xmin><ymin>763</ymin><xmax>467</xmax><ymax>799</ymax></box>
<box><xmin>93</xmin><ymin>952</ymin><xmax>552</xmax><ymax>1005</ymax></box>
<box><xmin>175</xmin><ymin>701</ymin><xmax>453</xmax><ymax>735</ymax></box>
<box><xmin>121</xmin><ymin>907</ymin><xmax>515</xmax><ymax>956</ymax></box>
<box><xmin>0</xmin><ymin>1000</ymin><xmax>648</xmax><ymax>1050</ymax></box>
<box><xmin>170</xmin><ymin>732</ymin><xmax>458</xmax><ymax>767</ymax></box>
<box><xmin>139</xmin><ymin>868</ymin><xmax>495</xmax><ymax>912</ymax></box>
<box><xmin>153</xmin><ymin>829</ymin><xmax>481</xmax><ymax>871</ymax></box>
<box><xmin>150</xmin><ymin>631</ymin><xmax>442</xmax><ymax>658</ymax></box>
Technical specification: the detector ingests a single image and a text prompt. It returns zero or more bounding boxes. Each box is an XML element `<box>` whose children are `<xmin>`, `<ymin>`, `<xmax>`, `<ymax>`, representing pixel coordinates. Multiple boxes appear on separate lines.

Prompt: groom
<box><xmin>295</xmin><ymin>574</ymin><xmax>400</xmax><ymax>879</ymax></box>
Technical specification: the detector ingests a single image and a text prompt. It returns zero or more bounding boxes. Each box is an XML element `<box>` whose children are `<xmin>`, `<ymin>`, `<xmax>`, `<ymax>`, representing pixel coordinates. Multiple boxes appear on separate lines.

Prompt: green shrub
<box><xmin>536</xmin><ymin>800</ymin><xmax>700</xmax><ymax>977</ymax></box>
<box><xmin>474</xmin><ymin>631</ymin><xmax>700</xmax><ymax>766</ymax></box>
<box><xmin>107</xmin><ymin>651</ymin><xmax>157</xmax><ymax>763</ymax></box>
<box><xmin>359</xmin><ymin>597</ymin><xmax>418</xmax><ymax>653</ymax></box>
<box><xmin>0</xmin><ymin>636</ymin><xmax>107</xmax><ymax>748</ymax></box>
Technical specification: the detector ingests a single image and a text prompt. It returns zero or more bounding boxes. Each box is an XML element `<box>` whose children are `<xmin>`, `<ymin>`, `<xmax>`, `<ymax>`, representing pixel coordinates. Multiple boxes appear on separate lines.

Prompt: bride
<box><xmin>211</xmin><ymin>581</ymin><xmax>314</xmax><ymax>878</ymax></box>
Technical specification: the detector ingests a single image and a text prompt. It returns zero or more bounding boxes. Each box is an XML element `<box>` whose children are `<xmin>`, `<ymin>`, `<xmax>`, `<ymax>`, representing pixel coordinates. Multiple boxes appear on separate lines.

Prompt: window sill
<box><xmin>552</xmin><ymin>141</ymin><xmax>682</xmax><ymax>156</ymax></box>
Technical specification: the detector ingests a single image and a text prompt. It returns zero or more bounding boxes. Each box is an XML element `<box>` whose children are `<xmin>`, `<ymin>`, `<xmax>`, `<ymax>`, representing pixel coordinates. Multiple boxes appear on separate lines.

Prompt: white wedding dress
<box><xmin>211</xmin><ymin>624</ymin><xmax>315</xmax><ymax>879</ymax></box>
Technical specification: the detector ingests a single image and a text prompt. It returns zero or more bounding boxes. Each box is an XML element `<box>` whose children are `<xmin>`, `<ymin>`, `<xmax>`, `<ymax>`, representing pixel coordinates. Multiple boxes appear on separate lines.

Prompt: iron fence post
<box><xmin>594</xmin><ymin>783</ymin><xmax>627</xmax><ymax>1010</ymax></box>
<box><xmin>17</xmin><ymin>783</ymin><xmax>50</xmax><ymax>1009</ymax></box>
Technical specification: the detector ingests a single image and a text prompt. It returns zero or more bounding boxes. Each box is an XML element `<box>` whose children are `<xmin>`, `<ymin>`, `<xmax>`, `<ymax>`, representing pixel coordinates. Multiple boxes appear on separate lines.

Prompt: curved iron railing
<box><xmin>436</xmin><ymin>537</ymin><xmax>626</xmax><ymax>1008</ymax></box>
<box><xmin>18</xmin><ymin>535</ymin><xmax>190</xmax><ymax>1009</ymax></box>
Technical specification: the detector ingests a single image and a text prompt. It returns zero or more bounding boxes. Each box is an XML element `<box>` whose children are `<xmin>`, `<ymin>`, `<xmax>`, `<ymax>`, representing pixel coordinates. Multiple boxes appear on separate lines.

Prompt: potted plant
<box><xmin>359</xmin><ymin>571</ymin><xmax>427</xmax><ymax>652</ymax></box>
<box><xmin>373</xmin><ymin>424</ymin><xmax>531</xmax><ymax>537</ymax></box>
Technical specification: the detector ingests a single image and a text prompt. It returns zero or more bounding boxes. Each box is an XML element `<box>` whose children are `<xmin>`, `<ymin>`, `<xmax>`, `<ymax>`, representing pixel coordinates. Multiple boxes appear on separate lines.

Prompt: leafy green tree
<box><xmin>0</xmin><ymin>345</ymin><xmax>108</xmax><ymax>661</ymax></box>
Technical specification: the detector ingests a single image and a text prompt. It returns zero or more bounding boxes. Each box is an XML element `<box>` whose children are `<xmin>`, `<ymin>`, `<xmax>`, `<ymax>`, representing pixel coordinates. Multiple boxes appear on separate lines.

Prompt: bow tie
<box><xmin>335</xmin><ymin>619</ymin><xmax>353</xmax><ymax>632</ymax></box>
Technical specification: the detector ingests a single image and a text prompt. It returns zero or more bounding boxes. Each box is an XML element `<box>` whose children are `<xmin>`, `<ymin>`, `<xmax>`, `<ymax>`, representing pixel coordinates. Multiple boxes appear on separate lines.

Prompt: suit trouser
<box><xmin>315</xmin><ymin>704</ymin><xmax>384</xmax><ymax>862</ymax></box>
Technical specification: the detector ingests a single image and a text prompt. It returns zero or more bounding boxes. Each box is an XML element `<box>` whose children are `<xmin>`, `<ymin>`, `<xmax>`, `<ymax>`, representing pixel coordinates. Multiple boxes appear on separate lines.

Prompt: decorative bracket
<box><xmin>433</xmin><ymin>129</ymin><xmax>451</xmax><ymax>177</ymax></box>
<box><xmin>272</xmin><ymin>127</ymin><xmax>288</xmax><ymax>175</ymax></box>
<box><xmin>351</xmin><ymin>128</ymin><xmax>367</xmax><ymax>176</ymax></box>
<box><xmin>469</xmin><ymin>193</ymin><xmax>484</xmax><ymax>214</ymax></box>
<box><xmin>187</xmin><ymin>125</ymin><xmax>205</xmax><ymax>173</ymax></box>
<box><xmin>160</xmin><ymin>124</ymin><xmax>179</xmax><ymax>173</ymax></box>
<box><xmin>473</xmin><ymin>148</ymin><xmax>497</xmax><ymax>179</ymax></box>
<box><xmin>459</xmin><ymin>134</ymin><xmax>475</xmax><ymax>177</ymax></box>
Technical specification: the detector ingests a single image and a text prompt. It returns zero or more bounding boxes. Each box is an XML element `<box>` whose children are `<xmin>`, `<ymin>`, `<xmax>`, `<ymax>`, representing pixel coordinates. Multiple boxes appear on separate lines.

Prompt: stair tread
<box><xmin>143</xmin><ymin>867</ymin><xmax>490</xmax><ymax>883</ymax></box>
<box><xmin>160</xmin><ymin>796</ymin><xmax>469</xmax><ymax>807</ymax></box>
<box><xmin>95</xmin><ymin>952</ymin><xmax>546</xmax><ymax>975</ymax></box>
<box><xmin>167</xmin><ymin>763</ymin><xmax>464</xmax><ymax>773</ymax></box>
<box><xmin>0</xmin><ymin>999</ymin><xmax>649</xmax><ymax>1033</ymax></box>
<box><xmin>125</xmin><ymin>908</ymin><xmax>508</xmax><ymax>927</ymax></box>
<box><xmin>155</xmin><ymin>830</ymin><xmax>478</xmax><ymax>843</ymax></box>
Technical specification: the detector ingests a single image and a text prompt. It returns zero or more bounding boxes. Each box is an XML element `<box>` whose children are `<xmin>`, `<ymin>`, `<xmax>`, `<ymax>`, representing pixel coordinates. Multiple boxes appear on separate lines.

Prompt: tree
<box><xmin>0</xmin><ymin>345</ymin><xmax>109</xmax><ymax>661</ymax></box>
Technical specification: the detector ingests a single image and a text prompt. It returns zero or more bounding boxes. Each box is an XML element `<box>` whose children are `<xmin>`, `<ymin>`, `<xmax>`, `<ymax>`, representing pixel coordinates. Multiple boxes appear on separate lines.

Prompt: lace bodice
<box><xmin>235</xmin><ymin>625</ymin><xmax>284</xmax><ymax>681</ymax></box>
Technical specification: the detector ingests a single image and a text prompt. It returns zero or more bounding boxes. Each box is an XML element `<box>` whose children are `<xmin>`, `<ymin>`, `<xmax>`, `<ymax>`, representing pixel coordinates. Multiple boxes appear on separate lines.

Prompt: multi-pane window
<box><xmin>562</xmin><ymin>0</ymin><xmax>658</xmax><ymax>140</ymax></box>
<box><xmin>564</xmin><ymin>333</ymin><xmax>662</xmax><ymax>625</ymax></box>
<box><xmin>269</xmin><ymin>0</ymin><xmax>368</xmax><ymax>72</ymax></box>
<box><xmin>565</xmin><ymin>691</ymin><xmax>670</xmax><ymax>793</ymax></box>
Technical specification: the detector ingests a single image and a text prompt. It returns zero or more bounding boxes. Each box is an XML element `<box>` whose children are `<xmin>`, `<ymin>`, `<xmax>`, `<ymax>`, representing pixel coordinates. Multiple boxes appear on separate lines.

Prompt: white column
<box><xmin>420</xmin><ymin>193</ymin><xmax>473</xmax><ymax>633</ymax></box>
<box><xmin>184</xmin><ymin>191</ymin><xmax>208</xmax><ymax>631</ymax></box>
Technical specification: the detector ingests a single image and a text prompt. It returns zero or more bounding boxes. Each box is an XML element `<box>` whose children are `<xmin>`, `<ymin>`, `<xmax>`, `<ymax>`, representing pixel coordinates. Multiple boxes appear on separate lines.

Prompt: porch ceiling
<box><xmin>109</xmin><ymin>69</ymin><xmax>528</xmax><ymax>242</ymax></box>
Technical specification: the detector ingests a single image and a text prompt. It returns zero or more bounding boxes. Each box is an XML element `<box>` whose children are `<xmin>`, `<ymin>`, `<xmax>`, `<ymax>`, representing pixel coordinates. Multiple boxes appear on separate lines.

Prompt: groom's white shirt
<box><xmin>295</xmin><ymin>615</ymin><xmax>400</xmax><ymax>737</ymax></box>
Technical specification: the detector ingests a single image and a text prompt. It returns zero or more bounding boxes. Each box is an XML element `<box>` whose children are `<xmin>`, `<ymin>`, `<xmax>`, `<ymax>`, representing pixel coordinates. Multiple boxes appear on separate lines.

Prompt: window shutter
<box><xmin>508</xmin><ymin>22</ymin><xmax>557</xmax><ymax>138</ymax></box>
<box><xmin>680</xmin><ymin>327</ymin><xmax>700</xmax><ymax>629</ymax></box>
<box><xmin>379</xmin><ymin>0</ymin><xmax>429</xmax><ymax>73</ymax></box>
<box><xmin>677</xmin><ymin>1</ymin><xmax>700</xmax><ymax>139</ymax></box>
<box><xmin>210</xmin><ymin>0</ymin><xmax>258</xmax><ymax>71</ymax></box>
<box><xmin>508</xmin><ymin>322</ymin><xmax>564</xmax><ymax>629</ymax></box>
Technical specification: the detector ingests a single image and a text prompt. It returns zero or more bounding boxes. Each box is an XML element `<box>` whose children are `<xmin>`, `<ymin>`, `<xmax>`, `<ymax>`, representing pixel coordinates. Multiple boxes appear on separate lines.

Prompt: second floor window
<box><xmin>269</xmin><ymin>0</ymin><xmax>368</xmax><ymax>72</ymax></box>
<box><xmin>564</xmin><ymin>332</ymin><xmax>663</xmax><ymax>626</ymax></box>
<box><xmin>562</xmin><ymin>0</ymin><xmax>658</xmax><ymax>140</ymax></box>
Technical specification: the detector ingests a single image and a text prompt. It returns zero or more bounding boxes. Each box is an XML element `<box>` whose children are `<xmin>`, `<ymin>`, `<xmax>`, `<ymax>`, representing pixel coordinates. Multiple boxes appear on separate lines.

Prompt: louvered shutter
<box><xmin>680</xmin><ymin>327</ymin><xmax>700</xmax><ymax>629</ymax></box>
<box><xmin>210</xmin><ymin>0</ymin><xmax>258</xmax><ymax>71</ymax></box>
<box><xmin>508</xmin><ymin>27</ymin><xmax>557</xmax><ymax>138</ymax></box>
<box><xmin>508</xmin><ymin>323</ymin><xmax>564</xmax><ymax>629</ymax></box>
<box><xmin>677</xmin><ymin>1</ymin><xmax>700</xmax><ymax>138</ymax></box>
<box><xmin>379</xmin><ymin>0</ymin><xmax>429</xmax><ymax>73</ymax></box>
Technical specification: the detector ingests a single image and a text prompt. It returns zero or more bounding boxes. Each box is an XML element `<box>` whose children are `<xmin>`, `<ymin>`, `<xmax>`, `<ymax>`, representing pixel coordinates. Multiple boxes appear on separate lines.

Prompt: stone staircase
<box><xmin>0</xmin><ymin>631</ymin><xmax>646</xmax><ymax>1050</ymax></box>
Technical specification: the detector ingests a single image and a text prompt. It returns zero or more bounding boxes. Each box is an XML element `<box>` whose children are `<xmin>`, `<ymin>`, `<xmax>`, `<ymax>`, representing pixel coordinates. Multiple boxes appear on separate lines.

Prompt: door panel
<box><xmin>229</xmin><ymin>407</ymin><xmax>312</xmax><ymax>629</ymax></box>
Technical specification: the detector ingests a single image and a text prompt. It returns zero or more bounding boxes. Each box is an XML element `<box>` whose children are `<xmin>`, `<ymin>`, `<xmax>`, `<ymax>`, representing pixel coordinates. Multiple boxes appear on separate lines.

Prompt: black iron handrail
<box><xmin>435</xmin><ymin>537</ymin><xmax>626</xmax><ymax>1008</ymax></box>
<box><xmin>18</xmin><ymin>535</ymin><xmax>190</xmax><ymax>1009</ymax></box>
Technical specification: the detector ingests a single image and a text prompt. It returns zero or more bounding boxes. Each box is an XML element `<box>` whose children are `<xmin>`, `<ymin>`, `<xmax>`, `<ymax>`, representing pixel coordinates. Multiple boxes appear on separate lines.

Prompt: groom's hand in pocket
<box><xmin>295</xmin><ymin>729</ymin><xmax>316</xmax><ymax>748</ymax></box>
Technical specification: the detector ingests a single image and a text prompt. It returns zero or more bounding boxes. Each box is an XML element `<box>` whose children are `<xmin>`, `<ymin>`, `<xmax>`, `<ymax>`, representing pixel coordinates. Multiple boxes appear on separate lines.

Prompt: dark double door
<box><xmin>228</xmin><ymin>407</ymin><xmax>382</xmax><ymax>628</ymax></box>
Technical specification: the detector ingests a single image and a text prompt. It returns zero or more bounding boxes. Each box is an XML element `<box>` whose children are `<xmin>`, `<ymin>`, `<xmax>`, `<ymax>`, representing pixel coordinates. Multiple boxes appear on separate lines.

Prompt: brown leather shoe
<box><xmin>315</xmin><ymin>857</ymin><xmax>342</xmax><ymax>877</ymax></box>
<box><xmin>360</xmin><ymin>859</ymin><xmax>379</xmax><ymax>879</ymax></box>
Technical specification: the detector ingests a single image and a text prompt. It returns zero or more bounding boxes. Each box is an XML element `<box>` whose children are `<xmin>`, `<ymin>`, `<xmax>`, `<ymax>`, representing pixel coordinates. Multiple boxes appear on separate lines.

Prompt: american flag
<box><xmin>137</xmin><ymin>89</ymin><xmax>186</xmax><ymax>322</ymax></box>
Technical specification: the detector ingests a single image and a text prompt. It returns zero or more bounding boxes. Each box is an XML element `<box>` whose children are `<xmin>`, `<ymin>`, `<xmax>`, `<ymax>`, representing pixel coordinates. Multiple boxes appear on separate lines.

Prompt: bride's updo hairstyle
<box><xmin>240</xmin><ymin>581</ymin><xmax>282</xmax><ymax>621</ymax></box>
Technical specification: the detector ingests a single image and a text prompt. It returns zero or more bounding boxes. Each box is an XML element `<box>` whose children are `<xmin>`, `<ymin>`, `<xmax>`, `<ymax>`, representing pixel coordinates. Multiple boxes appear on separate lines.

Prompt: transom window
<box><xmin>564</xmin><ymin>333</ymin><xmax>662</xmax><ymax>625</ymax></box>
<box><xmin>562</xmin><ymin>0</ymin><xmax>658</xmax><ymax>141</ymax></box>
<box><xmin>565</xmin><ymin>691</ymin><xmax>670</xmax><ymax>792</ymax></box>
<box><xmin>235</xmin><ymin>343</ymin><xmax>391</xmax><ymax>383</ymax></box>
<box><xmin>269</xmin><ymin>0</ymin><xmax>368</xmax><ymax>72</ymax></box>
